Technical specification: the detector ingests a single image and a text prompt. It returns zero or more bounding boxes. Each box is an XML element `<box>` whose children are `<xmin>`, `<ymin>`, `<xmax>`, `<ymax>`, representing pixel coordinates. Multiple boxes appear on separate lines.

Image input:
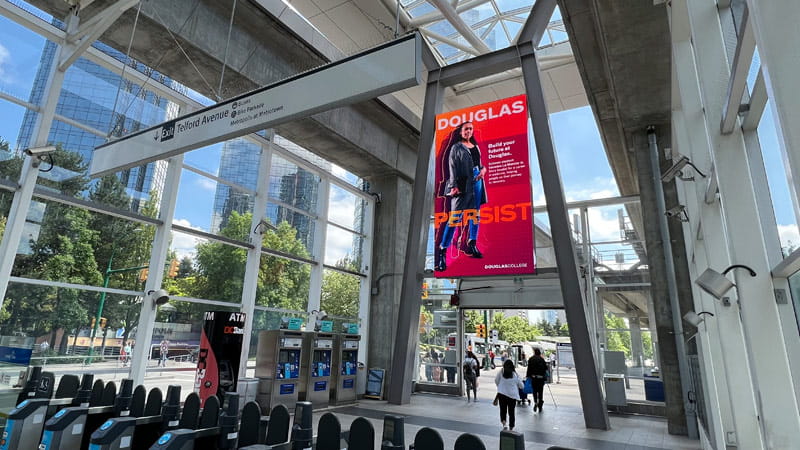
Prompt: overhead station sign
<box><xmin>90</xmin><ymin>33</ymin><xmax>422</xmax><ymax>177</ymax></box>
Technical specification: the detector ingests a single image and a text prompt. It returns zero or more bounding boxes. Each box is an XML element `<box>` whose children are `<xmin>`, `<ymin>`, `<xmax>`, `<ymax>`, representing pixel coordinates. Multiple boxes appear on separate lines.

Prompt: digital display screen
<box><xmin>433</xmin><ymin>94</ymin><xmax>535</xmax><ymax>278</ymax></box>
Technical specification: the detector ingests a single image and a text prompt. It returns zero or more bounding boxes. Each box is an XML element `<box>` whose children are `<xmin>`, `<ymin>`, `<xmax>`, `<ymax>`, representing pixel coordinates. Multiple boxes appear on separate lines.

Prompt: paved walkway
<box><xmin>317</xmin><ymin>366</ymin><xmax>701</xmax><ymax>450</ymax></box>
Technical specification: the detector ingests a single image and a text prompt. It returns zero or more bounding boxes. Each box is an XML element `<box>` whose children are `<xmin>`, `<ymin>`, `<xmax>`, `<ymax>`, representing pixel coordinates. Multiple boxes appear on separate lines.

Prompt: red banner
<box><xmin>433</xmin><ymin>94</ymin><xmax>535</xmax><ymax>277</ymax></box>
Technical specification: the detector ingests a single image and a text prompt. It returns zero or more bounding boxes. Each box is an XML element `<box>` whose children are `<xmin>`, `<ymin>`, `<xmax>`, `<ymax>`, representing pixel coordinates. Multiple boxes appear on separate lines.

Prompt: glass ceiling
<box><xmin>400</xmin><ymin>0</ymin><xmax>568</xmax><ymax>65</ymax></box>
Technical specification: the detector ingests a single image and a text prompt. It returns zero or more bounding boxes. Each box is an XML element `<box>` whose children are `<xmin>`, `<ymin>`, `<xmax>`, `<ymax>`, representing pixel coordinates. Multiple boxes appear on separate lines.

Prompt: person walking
<box><xmin>526</xmin><ymin>348</ymin><xmax>549</xmax><ymax>412</ymax></box>
<box><xmin>495</xmin><ymin>359</ymin><xmax>523</xmax><ymax>430</ymax></box>
<box><xmin>463</xmin><ymin>351</ymin><xmax>479</xmax><ymax>402</ymax></box>
<box><xmin>123</xmin><ymin>342</ymin><xmax>132</xmax><ymax>367</ymax></box>
<box><xmin>159</xmin><ymin>339</ymin><xmax>170</xmax><ymax>367</ymax></box>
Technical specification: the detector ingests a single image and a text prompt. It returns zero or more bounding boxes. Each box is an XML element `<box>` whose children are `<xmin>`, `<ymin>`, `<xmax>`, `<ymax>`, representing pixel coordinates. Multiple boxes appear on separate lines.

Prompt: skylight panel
<box><xmin>496</xmin><ymin>0</ymin><xmax>535</xmax><ymax>14</ymax></box>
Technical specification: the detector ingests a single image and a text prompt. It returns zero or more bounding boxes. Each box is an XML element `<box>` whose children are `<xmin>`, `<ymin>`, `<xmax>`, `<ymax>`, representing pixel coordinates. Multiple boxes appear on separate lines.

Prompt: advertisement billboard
<box><xmin>433</xmin><ymin>94</ymin><xmax>535</xmax><ymax>277</ymax></box>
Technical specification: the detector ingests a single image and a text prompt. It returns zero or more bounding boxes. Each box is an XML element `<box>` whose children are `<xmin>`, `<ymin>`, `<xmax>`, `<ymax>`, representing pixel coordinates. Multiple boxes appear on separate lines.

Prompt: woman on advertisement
<box><xmin>435</xmin><ymin>121</ymin><xmax>488</xmax><ymax>272</ymax></box>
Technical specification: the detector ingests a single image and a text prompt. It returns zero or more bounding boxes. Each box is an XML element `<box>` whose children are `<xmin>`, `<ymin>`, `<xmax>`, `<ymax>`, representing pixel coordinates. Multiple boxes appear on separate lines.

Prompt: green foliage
<box><xmin>419</xmin><ymin>306</ymin><xmax>434</xmax><ymax>338</ymax></box>
<box><xmin>464</xmin><ymin>310</ymin><xmax>483</xmax><ymax>334</ymax></box>
<box><xmin>320</xmin><ymin>258</ymin><xmax>360</xmax><ymax>318</ymax></box>
<box><xmin>604</xmin><ymin>313</ymin><xmax>632</xmax><ymax>358</ymax></box>
<box><xmin>491</xmin><ymin>313</ymin><xmax>538</xmax><ymax>343</ymax></box>
<box><xmin>177</xmin><ymin>256</ymin><xmax>194</xmax><ymax>278</ymax></box>
<box><xmin>192</xmin><ymin>211</ymin><xmax>249</xmax><ymax>302</ymax></box>
<box><xmin>256</xmin><ymin>220</ymin><xmax>311</xmax><ymax>311</ymax></box>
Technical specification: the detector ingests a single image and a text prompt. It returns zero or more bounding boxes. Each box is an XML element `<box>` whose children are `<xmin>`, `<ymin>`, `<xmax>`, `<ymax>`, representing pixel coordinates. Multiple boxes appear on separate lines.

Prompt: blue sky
<box><xmin>0</xmin><ymin>2</ymin><xmax>796</xmax><ymax>260</ymax></box>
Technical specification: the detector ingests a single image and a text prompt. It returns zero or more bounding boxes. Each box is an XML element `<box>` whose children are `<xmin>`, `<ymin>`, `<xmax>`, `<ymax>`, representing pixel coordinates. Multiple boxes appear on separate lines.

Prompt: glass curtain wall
<box><xmin>0</xmin><ymin>0</ymin><xmax>374</xmax><ymax>400</ymax></box>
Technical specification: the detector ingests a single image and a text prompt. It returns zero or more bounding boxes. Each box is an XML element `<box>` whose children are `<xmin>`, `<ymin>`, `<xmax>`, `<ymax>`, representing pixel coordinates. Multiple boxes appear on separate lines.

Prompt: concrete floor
<box><xmin>0</xmin><ymin>363</ymin><xmax>701</xmax><ymax>449</ymax></box>
<box><xmin>318</xmin><ymin>366</ymin><xmax>701</xmax><ymax>450</ymax></box>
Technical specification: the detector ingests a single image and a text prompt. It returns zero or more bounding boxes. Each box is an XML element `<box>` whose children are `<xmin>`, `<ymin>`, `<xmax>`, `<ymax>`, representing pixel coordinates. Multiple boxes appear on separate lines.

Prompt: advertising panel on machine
<box><xmin>433</xmin><ymin>94</ymin><xmax>535</xmax><ymax>278</ymax></box>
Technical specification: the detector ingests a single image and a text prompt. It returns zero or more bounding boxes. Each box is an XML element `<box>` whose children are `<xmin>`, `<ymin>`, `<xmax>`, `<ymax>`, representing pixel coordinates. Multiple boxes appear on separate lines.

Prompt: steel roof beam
<box><xmin>516</xmin><ymin>0</ymin><xmax>556</xmax><ymax>44</ymax></box>
<box><xmin>409</xmin><ymin>0</ymin><xmax>492</xmax><ymax>27</ymax></box>
<box><xmin>428</xmin><ymin>0</ymin><xmax>491</xmax><ymax>54</ymax></box>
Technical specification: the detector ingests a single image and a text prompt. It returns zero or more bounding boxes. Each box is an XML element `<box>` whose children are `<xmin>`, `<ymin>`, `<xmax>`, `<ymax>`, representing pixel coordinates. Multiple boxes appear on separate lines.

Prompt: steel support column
<box><xmin>238</xmin><ymin>132</ymin><xmax>273</xmax><ymax>379</ymax></box>
<box><xmin>387</xmin><ymin>77</ymin><xmax>444</xmax><ymax>404</ymax></box>
<box><xmin>307</xmin><ymin>178</ymin><xmax>330</xmax><ymax>315</ymax></box>
<box><xmin>520</xmin><ymin>47</ymin><xmax>609</xmax><ymax>430</ymax></box>
<box><xmin>0</xmin><ymin>10</ymin><xmax>78</xmax><ymax>307</ymax></box>
<box><xmin>130</xmin><ymin>155</ymin><xmax>183</xmax><ymax>385</ymax></box>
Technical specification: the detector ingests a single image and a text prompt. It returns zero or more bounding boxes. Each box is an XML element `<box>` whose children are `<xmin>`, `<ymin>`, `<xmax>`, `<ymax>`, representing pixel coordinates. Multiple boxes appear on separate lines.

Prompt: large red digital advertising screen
<box><xmin>433</xmin><ymin>94</ymin><xmax>535</xmax><ymax>278</ymax></box>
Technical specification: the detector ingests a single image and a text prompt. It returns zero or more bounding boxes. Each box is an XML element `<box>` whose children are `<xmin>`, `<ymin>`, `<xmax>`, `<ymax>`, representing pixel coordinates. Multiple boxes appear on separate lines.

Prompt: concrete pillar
<box><xmin>633</xmin><ymin>127</ymin><xmax>690</xmax><ymax>435</ymax></box>
<box><xmin>365</xmin><ymin>174</ymin><xmax>413</xmax><ymax>387</ymax></box>
<box><xmin>629</xmin><ymin>315</ymin><xmax>644</xmax><ymax>368</ymax></box>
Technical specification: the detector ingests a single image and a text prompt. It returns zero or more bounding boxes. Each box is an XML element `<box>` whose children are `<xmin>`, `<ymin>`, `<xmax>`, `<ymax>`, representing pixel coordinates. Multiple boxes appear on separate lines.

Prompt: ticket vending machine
<box><xmin>299</xmin><ymin>332</ymin><xmax>333</xmax><ymax>408</ymax></box>
<box><xmin>331</xmin><ymin>334</ymin><xmax>360</xmax><ymax>405</ymax></box>
<box><xmin>255</xmin><ymin>330</ymin><xmax>303</xmax><ymax>411</ymax></box>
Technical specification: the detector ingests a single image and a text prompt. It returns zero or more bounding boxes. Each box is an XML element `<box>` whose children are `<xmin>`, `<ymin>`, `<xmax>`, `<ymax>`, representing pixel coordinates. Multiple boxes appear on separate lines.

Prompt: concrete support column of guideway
<box><xmin>628</xmin><ymin>315</ymin><xmax>644</xmax><ymax>369</ymax></box>
<box><xmin>387</xmin><ymin>76</ymin><xmax>443</xmax><ymax>405</ymax></box>
<box><xmin>365</xmin><ymin>173</ymin><xmax>414</xmax><ymax>388</ymax></box>
<box><xmin>633</xmin><ymin>127</ymin><xmax>694</xmax><ymax>436</ymax></box>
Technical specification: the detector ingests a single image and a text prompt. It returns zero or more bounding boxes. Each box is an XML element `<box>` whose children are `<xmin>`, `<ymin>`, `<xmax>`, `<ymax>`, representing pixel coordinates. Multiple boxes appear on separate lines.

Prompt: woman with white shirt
<box><xmin>495</xmin><ymin>359</ymin><xmax>524</xmax><ymax>430</ymax></box>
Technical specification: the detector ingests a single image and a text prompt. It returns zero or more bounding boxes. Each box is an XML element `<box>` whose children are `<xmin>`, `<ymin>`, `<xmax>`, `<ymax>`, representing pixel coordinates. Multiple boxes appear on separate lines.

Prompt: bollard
<box><xmin>499</xmin><ymin>430</ymin><xmax>524</xmax><ymax>450</ymax></box>
<box><xmin>218</xmin><ymin>393</ymin><xmax>240</xmax><ymax>449</ymax></box>
<box><xmin>114</xmin><ymin>380</ymin><xmax>133</xmax><ymax>417</ymax></box>
<box><xmin>315</xmin><ymin>413</ymin><xmax>341</xmax><ymax>450</ymax></box>
<box><xmin>412</xmin><ymin>427</ymin><xmax>443</xmax><ymax>450</ymax></box>
<box><xmin>380</xmin><ymin>415</ymin><xmax>404</xmax><ymax>450</ymax></box>
<box><xmin>291</xmin><ymin>402</ymin><xmax>313</xmax><ymax>450</ymax></box>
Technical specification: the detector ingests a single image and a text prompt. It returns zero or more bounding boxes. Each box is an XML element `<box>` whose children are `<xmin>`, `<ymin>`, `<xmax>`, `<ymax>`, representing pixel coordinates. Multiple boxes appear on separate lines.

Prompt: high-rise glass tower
<box><xmin>212</xmin><ymin>137</ymin><xmax>325</xmax><ymax>254</ymax></box>
<box><xmin>16</xmin><ymin>39</ymin><xmax>182</xmax><ymax>211</ymax></box>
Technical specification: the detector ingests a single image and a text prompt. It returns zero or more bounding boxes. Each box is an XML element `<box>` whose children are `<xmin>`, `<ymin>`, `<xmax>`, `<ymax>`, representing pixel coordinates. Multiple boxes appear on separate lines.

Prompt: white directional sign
<box><xmin>90</xmin><ymin>33</ymin><xmax>422</xmax><ymax>177</ymax></box>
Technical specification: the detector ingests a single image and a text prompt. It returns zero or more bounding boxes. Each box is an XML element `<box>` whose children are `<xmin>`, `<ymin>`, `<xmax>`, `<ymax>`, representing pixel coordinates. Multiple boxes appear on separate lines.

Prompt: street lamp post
<box><xmin>87</xmin><ymin>247</ymin><xmax>115</xmax><ymax>361</ymax></box>
<box><xmin>87</xmin><ymin>229</ymin><xmax>147</xmax><ymax>362</ymax></box>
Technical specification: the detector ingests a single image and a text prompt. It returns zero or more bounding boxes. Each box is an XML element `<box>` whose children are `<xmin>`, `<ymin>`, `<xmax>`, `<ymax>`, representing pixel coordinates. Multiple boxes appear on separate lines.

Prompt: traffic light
<box><xmin>99</xmin><ymin>317</ymin><xmax>107</xmax><ymax>329</ymax></box>
<box><xmin>421</xmin><ymin>282</ymin><xmax>429</xmax><ymax>299</ymax></box>
<box><xmin>90</xmin><ymin>317</ymin><xmax>96</xmax><ymax>329</ymax></box>
<box><xmin>167</xmin><ymin>259</ymin><xmax>179</xmax><ymax>278</ymax></box>
<box><xmin>476</xmin><ymin>324</ymin><xmax>486</xmax><ymax>338</ymax></box>
<box><xmin>139</xmin><ymin>268</ymin><xmax>149</xmax><ymax>281</ymax></box>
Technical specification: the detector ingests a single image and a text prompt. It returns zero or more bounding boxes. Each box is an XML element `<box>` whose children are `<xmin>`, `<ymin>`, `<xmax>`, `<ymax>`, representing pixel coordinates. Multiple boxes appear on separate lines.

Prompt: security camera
<box><xmin>24</xmin><ymin>145</ymin><xmax>57</xmax><ymax>156</ymax></box>
<box><xmin>661</xmin><ymin>154</ymin><xmax>690</xmax><ymax>182</ymax></box>
<box><xmin>664</xmin><ymin>205</ymin><xmax>688</xmax><ymax>221</ymax></box>
<box><xmin>682</xmin><ymin>311</ymin><xmax>703</xmax><ymax>327</ymax></box>
<box><xmin>254</xmin><ymin>219</ymin><xmax>276</xmax><ymax>235</ymax></box>
<box><xmin>148</xmin><ymin>289</ymin><xmax>170</xmax><ymax>306</ymax></box>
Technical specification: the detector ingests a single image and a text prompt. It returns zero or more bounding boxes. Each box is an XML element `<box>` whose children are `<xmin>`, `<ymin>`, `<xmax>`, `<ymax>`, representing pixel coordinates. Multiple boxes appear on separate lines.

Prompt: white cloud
<box><xmin>196</xmin><ymin>177</ymin><xmax>216</xmax><ymax>191</ymax></box>
<box><xmin>564</xmin><ymin>177</ymin><xmax>620</xmax><ymax>203</ymax></box>
<box><xmin>324</xmin><ymin>225</ymin><xmax>354</xmax><ymax>265</ymax></box>
<box><xmin>0</xmin><ymin>43</ymin><xmax>11</xmax><ymax>83</ymax></box>
<box><xmin>778</xmin><ymin>224</ymin><xmax>800</xmax><ymax>251</ymax></box>
<box><xmin>327</xmin><ymin>187</ymin><xmax>357</xmax><ymax>230</ymax></box>
<box><xmin>170</xmin><ymin>218</ymin><xmax>208</xmax><ymax>260</ymax></box>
